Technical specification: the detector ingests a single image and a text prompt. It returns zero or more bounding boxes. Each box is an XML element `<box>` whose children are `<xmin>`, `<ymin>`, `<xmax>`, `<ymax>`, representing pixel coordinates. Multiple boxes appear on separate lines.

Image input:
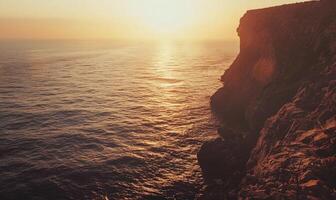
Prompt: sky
<box><xmin>0</xmin><ymin>0</ymin><xmax>308</xmax><ymax>40</ymax></box>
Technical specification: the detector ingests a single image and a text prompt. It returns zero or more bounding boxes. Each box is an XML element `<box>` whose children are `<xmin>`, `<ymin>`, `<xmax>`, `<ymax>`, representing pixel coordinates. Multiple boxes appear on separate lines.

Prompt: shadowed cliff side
<box><xmin>198</xmin><ymin>1</ymin><xmax>336</xmax><ymax>199</ymax></box>
<box><xmin>211</xmin><ymin>0</ymin><xmax>335</xmax><ymax>131</ymax></box>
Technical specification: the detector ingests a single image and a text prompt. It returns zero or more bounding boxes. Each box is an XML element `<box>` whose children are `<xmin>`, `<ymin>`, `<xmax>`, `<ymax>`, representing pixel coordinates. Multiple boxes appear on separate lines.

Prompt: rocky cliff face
<box><xmin>198</xmin><ymin>1</ymin><xmax>336</xmax><ymax>199</ymax></box>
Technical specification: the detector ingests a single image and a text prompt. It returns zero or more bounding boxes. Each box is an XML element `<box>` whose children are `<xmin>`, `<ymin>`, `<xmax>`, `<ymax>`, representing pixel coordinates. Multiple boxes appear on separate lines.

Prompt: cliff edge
<box><xmin>198</xmin><ymin>1</ymin><xmax>336</xmax><ymax>199</ymax></box>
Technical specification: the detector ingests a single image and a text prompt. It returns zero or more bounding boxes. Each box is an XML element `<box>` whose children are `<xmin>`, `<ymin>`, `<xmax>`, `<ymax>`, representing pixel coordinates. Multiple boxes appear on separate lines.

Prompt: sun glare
<box><xmin>128</xmin><ymin>0</ymin><xmax>198</xmax><ymax>37</ymax></box>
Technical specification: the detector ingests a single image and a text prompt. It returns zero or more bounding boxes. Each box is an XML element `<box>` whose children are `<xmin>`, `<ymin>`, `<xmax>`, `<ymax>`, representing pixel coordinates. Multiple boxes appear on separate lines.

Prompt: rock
<box><xmin>301</xmin><ymin>179</ymin><xmax>321</xmax><ymax>189</ymax></box>
<box><xmin>198</xmin><ymin>0</ymin><xmax>336</xmax><ymax>199</ymax></box>
<box><xmin>217</xmin><ymin>126</ymin><xmax>243</xmax><ymax>141</ymax></box>
<box><xmin>210</xmin><ymin>0</ymin><xmax>336</xmax><ymax>132</ymax></box>
<box><xmin>197</xmin><ymin>138</ymin><xmax>230</xmax><ymax>179</ymax></box>
<box><xmin>197</xmin><ymin>137</ymin><xmax>248</xmax><ymax>181</ymax></box>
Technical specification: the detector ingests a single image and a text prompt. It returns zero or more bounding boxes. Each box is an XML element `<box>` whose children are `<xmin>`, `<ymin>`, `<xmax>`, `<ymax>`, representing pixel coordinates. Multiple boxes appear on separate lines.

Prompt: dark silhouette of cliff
<box><xmin>198</xmin><ymin>1</ymin><xmax>336</xmax><ymax>199</ymax></box>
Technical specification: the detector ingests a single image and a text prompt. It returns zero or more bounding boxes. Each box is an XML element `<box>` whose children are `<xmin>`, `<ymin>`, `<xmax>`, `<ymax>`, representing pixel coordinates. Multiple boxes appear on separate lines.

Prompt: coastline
<box><xmin>197</xmin><ymin>1</ymin><xmax>336</xmax><ymax>199</ymax></box>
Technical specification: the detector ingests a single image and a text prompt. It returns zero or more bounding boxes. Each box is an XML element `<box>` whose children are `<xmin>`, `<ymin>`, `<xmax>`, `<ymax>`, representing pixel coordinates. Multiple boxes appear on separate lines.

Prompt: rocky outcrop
<box><xmin>198</xmin><ymin>1</ymin><xmax>336</xmax><ymax>199</ymax></box>
<box><xmin>211</xmin><ymin>0</ymin><xmax>336</xmax><ymax>131</ymax></box>
<box><xmin>240</xmin><ymin>63</ymin><xmax>336</xmax><ymax>199</ymax></box>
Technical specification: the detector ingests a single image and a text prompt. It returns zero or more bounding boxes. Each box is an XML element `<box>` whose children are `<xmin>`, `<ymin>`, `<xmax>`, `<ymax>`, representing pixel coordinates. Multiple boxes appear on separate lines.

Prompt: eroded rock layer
<box><xmin>199</xmin><ymin>1</ymin><xmax>336</xmax><ymax>199</ymax></box>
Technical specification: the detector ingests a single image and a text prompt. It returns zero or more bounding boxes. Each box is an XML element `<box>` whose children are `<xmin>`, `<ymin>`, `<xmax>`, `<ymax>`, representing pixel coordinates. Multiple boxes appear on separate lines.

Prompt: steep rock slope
<box><xmin>199</xmin><ymin>1</ymin><xmax>336</xmax><ymax>199</ymax></box>
<box><xmin>211</xmin><ymin>0</ymin><xmax>336</xmax><ymax>131</ymax></box>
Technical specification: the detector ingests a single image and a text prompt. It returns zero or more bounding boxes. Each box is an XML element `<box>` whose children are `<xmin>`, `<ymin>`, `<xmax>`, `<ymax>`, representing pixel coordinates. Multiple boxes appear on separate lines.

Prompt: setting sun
<box><xmin>127</xmin><ymin>0</ymin><xmax>198</xmax><ymax>36</ymax></box>
<box><xmin>0</xmin><ymin>0</ymin><xmax>305</xmax><ymax>40</ymax></box>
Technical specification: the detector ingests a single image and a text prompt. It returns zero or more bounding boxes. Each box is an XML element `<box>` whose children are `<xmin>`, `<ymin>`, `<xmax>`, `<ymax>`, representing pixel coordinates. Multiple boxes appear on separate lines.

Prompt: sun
<box><xmin>128</xmin><ymin>0</ymin><xmax>198</xmax><ymax>37</ymax></box>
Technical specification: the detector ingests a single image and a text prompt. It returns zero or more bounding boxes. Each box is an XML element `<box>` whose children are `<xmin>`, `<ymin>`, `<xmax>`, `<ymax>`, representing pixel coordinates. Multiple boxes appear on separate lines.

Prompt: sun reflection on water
<box><xmin>0</xmin><ymin>40</ymin><xmax>238</xmax><ymax>199</ymax></box>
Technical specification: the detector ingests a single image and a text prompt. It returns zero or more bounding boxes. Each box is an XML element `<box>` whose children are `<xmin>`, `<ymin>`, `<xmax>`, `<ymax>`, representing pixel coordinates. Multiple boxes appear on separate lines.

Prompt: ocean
<box><xmin>0</xmin><ymin>40</ymin><xmax>238</xmax><ymax>200</ymax></box>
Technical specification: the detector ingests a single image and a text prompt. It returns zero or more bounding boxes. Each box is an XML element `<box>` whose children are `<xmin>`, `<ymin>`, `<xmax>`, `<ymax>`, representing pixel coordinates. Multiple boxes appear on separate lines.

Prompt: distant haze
<box><xmin>0</xmin><ymin>0</ymin><xmax>307</xmax><ymax>40</ymax></box>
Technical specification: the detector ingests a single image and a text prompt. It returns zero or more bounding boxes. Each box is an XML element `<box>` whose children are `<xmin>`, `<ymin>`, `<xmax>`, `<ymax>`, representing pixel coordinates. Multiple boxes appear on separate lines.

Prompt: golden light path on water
<box><xmin>0</xmin><ymin>40</ymin><xmax>238</xmax><ymax>199</ymax></box>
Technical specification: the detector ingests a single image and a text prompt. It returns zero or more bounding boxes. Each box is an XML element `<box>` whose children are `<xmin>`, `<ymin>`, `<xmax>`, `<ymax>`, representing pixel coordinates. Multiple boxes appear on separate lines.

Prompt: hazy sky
<box><xmin>0</xmin><ymin>0</ymin><xmax>307</xmax><ymax>40</ymax></box>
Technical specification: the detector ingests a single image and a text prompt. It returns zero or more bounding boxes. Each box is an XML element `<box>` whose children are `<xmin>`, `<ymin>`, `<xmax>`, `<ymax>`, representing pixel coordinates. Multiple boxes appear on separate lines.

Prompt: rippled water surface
<box><xmin>0</xmin><ymin>40</ymin><xmax>237</xmax><ymax>200</ymax></box>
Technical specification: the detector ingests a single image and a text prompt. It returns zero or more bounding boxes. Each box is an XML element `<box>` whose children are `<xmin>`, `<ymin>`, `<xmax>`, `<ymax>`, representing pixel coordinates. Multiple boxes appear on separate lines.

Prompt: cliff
<box><xmin>198</xmin><ymin>1</ymin><xmax>336</xmax><ymax>199</ymax></box>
